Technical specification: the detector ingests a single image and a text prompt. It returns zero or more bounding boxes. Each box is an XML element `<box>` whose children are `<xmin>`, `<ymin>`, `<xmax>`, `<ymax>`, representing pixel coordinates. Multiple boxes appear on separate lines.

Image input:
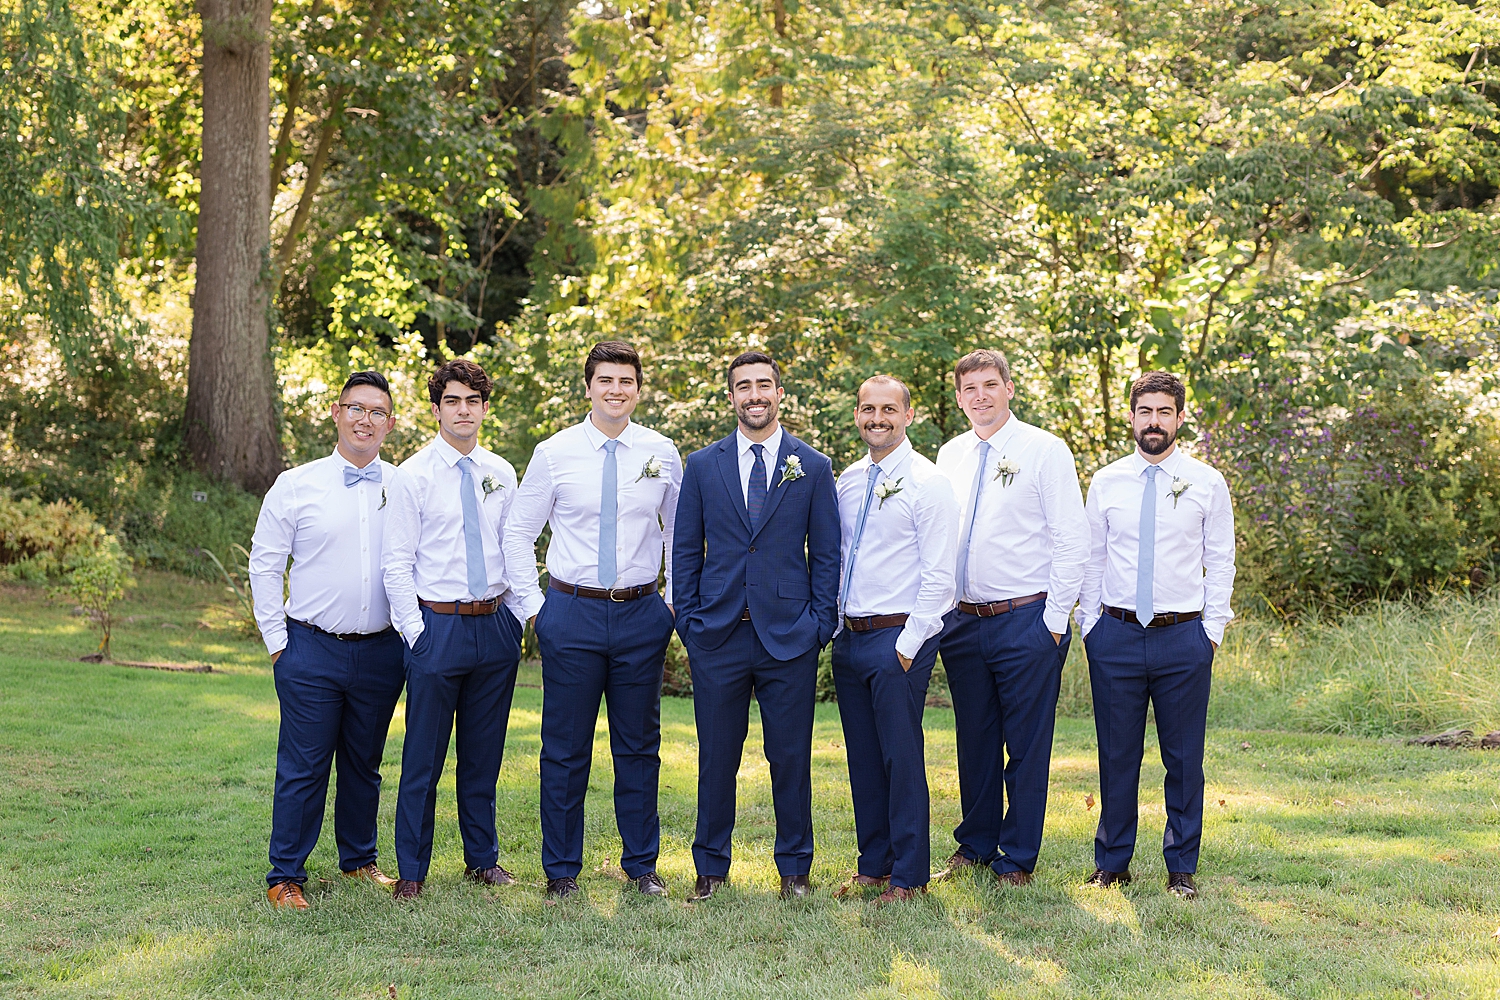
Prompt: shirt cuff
<box><xmin>1204</xmin><ymin>620</ymin><xmax>1226</xmax><ymax>645</ymax></box>
<box><xmin>516</xmin><ymin>591</ymin><xmax>545</xmax><ymax>621</ymax></box>
<box><xmin>894</xmin><ymin>623</ymin><xmax>925</xmax><ymax>661</ymax></box>
<box><xmin>1042</xmin><ymin>608</ymin><xmax>1072</xmax><ymax>635</ymax></box>
<box><xmin>262</xmin><ymin>626</ymin><xmax>287</xmax><ymax>658</ymax></box>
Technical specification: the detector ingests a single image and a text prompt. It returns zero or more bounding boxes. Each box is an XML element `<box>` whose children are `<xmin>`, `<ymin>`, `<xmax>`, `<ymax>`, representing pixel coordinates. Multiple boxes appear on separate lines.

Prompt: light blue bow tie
<box><xmin>343</xmin><ymin>464</ymin><xmax>382</xmax><ymax>488</ymax></box>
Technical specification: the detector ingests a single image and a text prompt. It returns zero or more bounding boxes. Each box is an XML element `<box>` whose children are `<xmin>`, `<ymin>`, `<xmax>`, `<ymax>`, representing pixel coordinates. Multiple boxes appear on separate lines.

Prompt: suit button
<box><xmin>748</xmin><ymin>546</ymin><xmax>757</xmax><ymax>553</ymax></box>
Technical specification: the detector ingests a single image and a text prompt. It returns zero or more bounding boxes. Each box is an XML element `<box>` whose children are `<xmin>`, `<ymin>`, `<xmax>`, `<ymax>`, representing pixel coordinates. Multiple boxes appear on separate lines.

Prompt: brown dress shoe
<box><xmin>392</xmin><ymin>879</ymin><xmax>424</xmax><ymax>900</ymax></box>
<box><xmin>994</xmin><ymin>870</ymin><xmax>1033</xmax><ymax>887</ymax></box>
<box><xmin>687</xmin><ymin>875</ymin><xmax>727</xmax><ymax>901</ymax></box>
<box><xmin>1166</xmin><ymin>872</ymin><xmax>1198</xmax><ymax>899</ymax></box>
<box><xmin>779</xmin><ymin>875</ymin><xmax>812</xmax><ymax>900</ymax></box>
<box><xmin>1084</xmin><ymin>868</ymin><xmax>1131</xmax><ymax>888</ymax></box>
<box><xmin>931</xmin><ymin>851</ymin><xmax>976</xmax><ymax>882</ymax></box>
<box><xmin>834</xmin><ymin>873</ymin><xmax>890</xmax><ymax>899</ymax></box>
<box><xmin>635</xmin><ymin>872</ymin><xmax>668</xmax><ymax>897</ymax></box>
<box><xmin>267</xmin><ymin>881</ymin><xmax>309</xmax><ymax>910</ymax></box>
<box><xmin>464</xmin><ymin>865</ymin><xmax>516</xmax><ymax>887</ymax></box>
<box><xmin>875</xmin><ymin>885</ymin><xmax>928</xmax><ymax>905</ymax></box>
<box><xmin>342</xmin><ymin>863</ymin><xmax>397</xmax><ymax>888</ymax></box>
<box><xmin>547</xmin><ymin>876</ymin><xmax>581</xmax><ymax>899</ymax></box>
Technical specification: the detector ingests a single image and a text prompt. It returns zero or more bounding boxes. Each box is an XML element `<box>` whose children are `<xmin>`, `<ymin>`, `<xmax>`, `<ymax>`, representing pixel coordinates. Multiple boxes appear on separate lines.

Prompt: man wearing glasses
<box><xmin>250</xmin><ymin>371</ymin><xmax>405</xmax><ymax>910</ymax></box>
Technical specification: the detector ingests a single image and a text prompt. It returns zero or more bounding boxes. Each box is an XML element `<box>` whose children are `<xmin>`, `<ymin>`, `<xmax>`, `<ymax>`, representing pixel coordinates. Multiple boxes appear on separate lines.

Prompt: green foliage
<box><xmin>198</xmin><ymin>543</ymin><xmax>258</xmax><ymax>637</ymax></box>
<box><xmin>0</xmin><ymin>490</ymin><xmax>103</xmax><ymax>582</ymax></box>
<box><xmin>53</xmin><ymin>530</ymin><xmax>135</xmax><ymax>658</ymax></box>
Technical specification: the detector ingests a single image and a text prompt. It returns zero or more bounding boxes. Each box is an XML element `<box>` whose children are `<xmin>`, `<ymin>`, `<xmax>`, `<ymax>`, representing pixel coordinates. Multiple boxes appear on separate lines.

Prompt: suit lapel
<box><xmin>715</xmin><ymin>435</ymin><xmax>752</xmax><ymax>534</ymax></box>
<box><xmin>749</xmin><ymin>433</ymin><xmax>799</xmax><ymax>541</ymax></box>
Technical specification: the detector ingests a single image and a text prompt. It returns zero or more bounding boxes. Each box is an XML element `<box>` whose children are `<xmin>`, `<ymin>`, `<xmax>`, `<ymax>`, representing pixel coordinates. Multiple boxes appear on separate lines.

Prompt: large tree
<box><xmin>184</xmin><ymin>0</ymin><xmax>282</xmax><ymax>492</ymax></box>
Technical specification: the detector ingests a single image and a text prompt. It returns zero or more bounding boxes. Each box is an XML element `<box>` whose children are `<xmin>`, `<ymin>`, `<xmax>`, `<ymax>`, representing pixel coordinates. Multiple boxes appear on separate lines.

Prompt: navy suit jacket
<box><xmin>672</xmin><ymin>429</ymin><xmax>841</xmax><ymax>661</ymax></box>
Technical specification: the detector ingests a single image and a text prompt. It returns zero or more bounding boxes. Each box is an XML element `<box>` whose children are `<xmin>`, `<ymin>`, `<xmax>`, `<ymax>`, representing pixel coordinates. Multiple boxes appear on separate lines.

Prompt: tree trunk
<box><xmin>185</xmin><ymin>0</ymin><xmax>282</xmax><ymax>493</ymax></box>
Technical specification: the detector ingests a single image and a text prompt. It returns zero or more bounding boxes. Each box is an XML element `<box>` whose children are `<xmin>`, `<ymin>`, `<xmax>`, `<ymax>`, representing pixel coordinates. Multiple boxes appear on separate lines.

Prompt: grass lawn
<box><xmin>3</xmin><ymin>573</ymin><xmax>1500</xmax><ymax>998</ymax></box>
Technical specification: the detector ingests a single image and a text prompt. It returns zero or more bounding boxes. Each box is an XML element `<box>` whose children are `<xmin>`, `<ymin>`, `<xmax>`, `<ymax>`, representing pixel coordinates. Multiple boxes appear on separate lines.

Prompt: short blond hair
<box><xmin>953</xmin><ymin>349</ymin><xmax>1012</xmax><ymax>389</ymax></box>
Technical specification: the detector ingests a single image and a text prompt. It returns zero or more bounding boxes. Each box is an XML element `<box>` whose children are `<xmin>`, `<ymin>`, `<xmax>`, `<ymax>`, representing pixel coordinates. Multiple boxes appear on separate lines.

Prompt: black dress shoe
<box><xmin>780</xmin><ymin>875</ymin><xmax>812</xmax><ymax>900</ymax></box>
<box><xmin>465</xmin><ymin>864</ymin><xmax>516</xmax><ymax>887</ymax></box>
<box><xmin>635</xmin><ymin>871</ymin><xmax>668</xmax><ymax>897</ymax></box>
<box><xmin>687</xmin><ymin>875</ymin><xmax>726</xmax><ymax>901</ymax></box>
<box><xmin>546</xmin><ymin>876</ymin><xmax>581</xmax><ymax>899</ymax></box>
<box><xmin>1166</xmin><ymin>872</ymin><xmax>1198</xmax><ymax>898</ymax></box>
<box><xmin>1084</xmin><ymin>868</ymin><xmax>1131</xmax><ymax>888</ymax></box>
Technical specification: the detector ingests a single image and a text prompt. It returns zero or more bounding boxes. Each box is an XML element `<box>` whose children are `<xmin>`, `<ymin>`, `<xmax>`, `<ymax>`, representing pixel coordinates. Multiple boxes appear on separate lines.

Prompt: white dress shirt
<box><xmin>837</xmin><ymin>438</ymin><xmax>960</xmax><ymax>659</ymax></box>
<box><xmin>1076</xmin><ymin>447</ymin><xmax>1237</xmax><ymax>644</ymax></box>
<box><xmin>503</xmin><ymin>416</ymin><xmax>683</xmax><ymax>620</ymax></box>
<box><xmin>248</xmin><ymin>451</ymin><xmax>396</xmax><ymax>656</ymax></box>
<box><xmin>736</xmin><ymin>425</ymin><xmax>784</xmax><ymax>507</ymax></box>
<box><xmin>383</xmin><ymin>434</ymin><xmax>522</xmax><ymax>644</ymax></box>
<box><xmin>937</xmin><ymin>416</ymin><xmax>1089</xmax><ymax>634</ymax></box>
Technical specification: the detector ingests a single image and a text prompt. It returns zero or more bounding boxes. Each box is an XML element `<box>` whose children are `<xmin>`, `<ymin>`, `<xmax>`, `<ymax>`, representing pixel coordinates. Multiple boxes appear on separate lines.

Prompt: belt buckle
<box><xmin>608</xmin><ymin>587</ymin><xmax>626</xmax><ymax>603</ymax></box>
<box><xmin>976</xmin><ymin>603</ymin><xmax>995</xmax><ymax>618</ymax></box>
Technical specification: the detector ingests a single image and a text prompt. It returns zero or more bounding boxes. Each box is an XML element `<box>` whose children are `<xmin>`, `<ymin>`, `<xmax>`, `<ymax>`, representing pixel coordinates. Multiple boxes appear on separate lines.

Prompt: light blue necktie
<box><xmin>955</xmin><ymin>439</ymin><xmax>992</xmax><ymax>602</ymax></box>
<box><xmin>599</xmin><ymin>439</ymin><xmax>619</xmax><ymax>588</ymax></box>
<box><xmin>343</xmin><ymin>464</ymin><xmax>382</xmax><ymax>488</ymax></box>
<box><xmin>1136</xmin><ymin>464</ymin><xmax>1160</xmax><ymax>625</ymax></box>
<box><xmin>839</xmin><ymin>463</ymin><xmax>882</xmax><ymax>612</ymax></box>
<box><xmin>457</xmin><ymin>456</ymin><xmax>488</xmax><ymax>600</ymax></box>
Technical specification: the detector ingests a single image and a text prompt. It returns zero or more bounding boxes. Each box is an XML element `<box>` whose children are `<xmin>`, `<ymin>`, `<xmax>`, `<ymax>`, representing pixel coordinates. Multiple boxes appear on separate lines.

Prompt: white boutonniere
<box><xmin>777</xmin><ymin>454</ymin><xmax>805</xmax><ymax>487</ymax></box>
<box><xmin>379</xmin><ymin>487</ymin><xmax>387</xmax><ymax>510</ymax></box>
<box><xmin>481</xmin><ymin>474</ymin><xmax>503</xmax><ymax>501</ymax></box>
<box><xmin>874</xmin><ymin>477</ymin><xmax>904</xmax><ymax>509</ymax></box>
<box><xmin>1169</xmin><ymin>477</ymin><xmax>1191</xmax><ymax>508</ymax></box>
<box><xmin>992</xmin><ymin>457</ymin><xmax>1020</xmax><ymax>487</ymax></box>
<box><xmin>636</xmin><ymin>455</ymin><xmax>663</xmax><ymax>482</ymax></box>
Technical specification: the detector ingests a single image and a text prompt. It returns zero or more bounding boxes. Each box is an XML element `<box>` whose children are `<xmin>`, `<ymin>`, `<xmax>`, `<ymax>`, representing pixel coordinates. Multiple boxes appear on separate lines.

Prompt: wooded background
<box><xmin>3</xmin><ymin>0</ymin><xmax>1499</xmax><ymax>610</ymax></box>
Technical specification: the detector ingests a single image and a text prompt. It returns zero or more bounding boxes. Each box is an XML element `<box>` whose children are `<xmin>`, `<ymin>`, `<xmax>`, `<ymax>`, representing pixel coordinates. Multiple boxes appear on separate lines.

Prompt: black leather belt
<box><xmin>1103</xmin><ymin>605</ymin><xmax>1202</xmax><ymax>627</ymax></box>
<box><xmin>959</xmin><ymin>592</ymin><xmax>1047</xmax><ymax>617</ymax></box>
<box><xmin>420</xmin><ymin>598</ymin><xmax>501</xmax><ymax>616</ymax></box>
<box><xmin>844</xmin><ymin>613</ymin><xmax>910</xmax><ymax>632</ymax></box>
<box><xmin>549</xmin><ymin>578</ymin><xmax>658</xmax><ymax>602</ymax></box>
<box><xmin>288</xmin><ymin>618</ymin><xmax>395</xmax><ymax>642</ymax></box>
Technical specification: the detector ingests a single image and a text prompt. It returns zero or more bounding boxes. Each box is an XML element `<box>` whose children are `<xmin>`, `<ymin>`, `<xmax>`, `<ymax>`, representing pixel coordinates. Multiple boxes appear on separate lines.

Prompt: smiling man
<box><xmin>832</xmin><ymin>376</ymin><xmax>958</xmax><ymax>904</ymax></box>
<box><xmin>382</xmin><ymin>359</ymin><xmax>526</xmax><ymax>900</ymax></box>
<box><xmin>1076</xmin><ymin>371</ymin><xmax>1235</xmax><ymax>899</ymax></box>
<box><xmin>250</xmin><ymin>371</ymin><xmax>405</xmax><ymax>910</ymax></box>
<box><xmin>502</xmin><ymin>341</ymin><xmax>683</xmax><ymax>900</ymax></box>
<box><xmin>672</xmin><ymin>350</ymin><xmax>840</xmax><ymax>901</ymax></box>
<box><xmin>934</xmin><ymin>349</ymin><xmax>1088</xmax><ymax>887</ymax></box>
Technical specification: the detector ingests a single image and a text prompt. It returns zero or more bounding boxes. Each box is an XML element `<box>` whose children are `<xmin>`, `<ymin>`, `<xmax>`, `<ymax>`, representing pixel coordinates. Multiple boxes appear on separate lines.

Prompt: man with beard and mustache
<box><xmin>831</xmin><ymin>376</ymin><xmax>957</xmax><ymax>904</ymax></box>
<box><xmin>933</xmin><ymin>349</ymin><xmax>1088</xmax><ymax>887</ymax></box>
<box><xmin>1076</xmin><ymin>370</ymin><xmax>1236</xmax><ymax>899</ymax></box>
<box><xmin>672</xmin><ymin>351</ymin><xmax>841</xmax><ymax>901</ymax></box>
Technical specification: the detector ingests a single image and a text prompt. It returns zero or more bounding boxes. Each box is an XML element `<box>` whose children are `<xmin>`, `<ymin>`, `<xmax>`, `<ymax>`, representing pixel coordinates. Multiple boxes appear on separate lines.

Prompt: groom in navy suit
<box><xmin>673</xmin><ymin>351</ymin><xmax>841</xmax><ymax>901</ymax></box>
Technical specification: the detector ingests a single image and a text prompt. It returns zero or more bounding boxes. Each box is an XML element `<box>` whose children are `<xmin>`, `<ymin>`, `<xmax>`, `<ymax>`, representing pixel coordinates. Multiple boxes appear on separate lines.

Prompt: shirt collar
<box><xmin>737</xmin><ymin>425</ymin><xmax>783</xmax><ymax>459</ymax></box>
<box><xmin>582</xmin><ymin>415</ymin><xmax>636</xmax><ymax>450</ymax></box>
<box><xmin>331</xmin><ymin>448</ymin><xmax>382</xmax><ymax>472</ymax></box>
<box><xmin>430</xmin><ymin>433</ymin><xmax>482</xmax><ymax>468</ymax></box>
<box><xmin>865</xmin><ymin>437</ymin><xmax>913</xmax><ymax>476</ymax></box>
<box><xmin>972</xmin><ymin>414</ymin><xmax>1022</xmax><ymax>455</ymax></box>
<box><xmin>1130</xmin><ymin>447</ymin><xmax>1185</xmax><ymax>478</ymax></box>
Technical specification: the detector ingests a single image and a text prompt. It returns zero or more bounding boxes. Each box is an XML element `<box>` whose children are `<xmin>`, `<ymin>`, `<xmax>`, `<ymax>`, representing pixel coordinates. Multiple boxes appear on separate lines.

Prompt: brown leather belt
<box><xmin>288</xmin><ymin>618</ymin><xmax>395</xmax><ymax>642</ymax></box>
<box><xmin>959</xmin><ymin>591</ymin><xmax>1047</xmax><ymax>617</ymax></box>
<box><xmin>549</xmin><ymin>578</ymin><xmax>658</xmax><ymax>602</ymax></box>
<box><xmin>419</xmin><ymin>598</ymin><xmax>501</xmax><ymax>616</ymax></box>
<box><xmin>1104</xmin><ymin>605</ymin><xmax>1202</xmax><ymax>628</ymax></box>
<box><xmin>844</xmin><ymin>613</ymin><xmax>910</xmax><ymax>632</ymax></box>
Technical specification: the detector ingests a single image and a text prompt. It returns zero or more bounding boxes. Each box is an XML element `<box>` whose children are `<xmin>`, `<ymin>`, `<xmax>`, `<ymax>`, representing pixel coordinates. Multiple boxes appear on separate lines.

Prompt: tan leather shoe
<box><xmin>875</xmin><ymin>884</ymin><xmax>927</xmax><ymax>905</ymax></box>
<box><xmin>342</xmin><ymin>863</ymin><xmax>397</xmax><ymax>888</ymax></box>
<box><xmin>267</xmin><ymin>881</ymin><xmax>309</xmax><ymax>910</ymax></box>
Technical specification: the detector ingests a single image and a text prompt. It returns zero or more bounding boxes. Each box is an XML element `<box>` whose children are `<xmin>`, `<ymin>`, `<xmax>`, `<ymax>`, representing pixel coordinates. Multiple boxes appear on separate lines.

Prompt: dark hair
<box><xmin>953</xmin><ymin>349</ymin><xmax>1013</xmax><ymax>389</ymax></box>
<box><xmin>585</xmin><ymin>340</ymin><xmax>643</xmax><ymax>386</ymax></box>
<box><xmin>427</xmin><ymin>358</ymin><xmax>493</xmax><ymax>406</ymax></box>
<box><xmin>726</xmin><ymin>350</ymin><xmax>782</xmax><ymax>390</ymax></box>
<box><xmin>858</xmin><ymin>374</ymin><xmax>911</xmax><ymax>410</ymax></box>
<box><xmin>1129</xmin><ymin>371</ymin><xmax>1186</xmax><ymax>413</ymax></box>
<box><xmin>340</xmin><ymin>370</ymin><xmax>392</xmax><ymax>403</ymax></box>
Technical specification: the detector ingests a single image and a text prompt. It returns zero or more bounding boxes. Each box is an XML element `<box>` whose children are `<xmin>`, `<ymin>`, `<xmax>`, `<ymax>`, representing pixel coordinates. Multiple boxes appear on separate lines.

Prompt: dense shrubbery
<box><xmin>0</xmin><ymin>490</ymin><xmax>103</xmax><ymax>581</ymax></box>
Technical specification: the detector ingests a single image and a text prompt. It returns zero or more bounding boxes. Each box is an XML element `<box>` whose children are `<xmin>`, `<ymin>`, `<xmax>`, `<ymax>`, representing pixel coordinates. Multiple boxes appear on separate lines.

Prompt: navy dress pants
<box><xmin>939</xmin><ymin>601</ymin><xmax>1069</xmax><ymax>875</ymax></box>
<box><xmin>1084</xmin><ymin>612</ymin><xmax>1215</xmax><ymax>874</ymax></box>
<box><xmin>536</xmin><ymin>588</ymin><xmax>674</xmax><ymax>880</ymax></box>
<box><xmin>394</xmin><ymin>605</ymin><xmax>523</xmax><ymax>882</ymax></box>
<box><xmin>267</xmin><ymin>620</ymin><xmax>405</xmax><ymax>886</ymax></box>
<box><xmin>689</xmin><ymin>619</ymin><xmax>818</xmax><ymax>877</ymax></box>
<box><xmin>831</xmin><ymin>626</ymin><xmax>938</xmax><ymax>890</ymax></box>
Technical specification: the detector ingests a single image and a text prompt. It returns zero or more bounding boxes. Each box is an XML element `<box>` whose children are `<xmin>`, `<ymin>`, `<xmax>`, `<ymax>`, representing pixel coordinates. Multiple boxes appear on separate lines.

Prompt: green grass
<box><xmin>4</xmin><ymin>574</ymin><xmax>1500</xmax><ymax>998</ymax></box>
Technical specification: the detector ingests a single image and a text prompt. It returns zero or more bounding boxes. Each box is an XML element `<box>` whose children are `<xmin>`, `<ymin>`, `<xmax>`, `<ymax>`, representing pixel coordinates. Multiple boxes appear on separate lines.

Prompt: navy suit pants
<box><xmin>939</xmin><ymin>602</ymin><xmax>1068</xmax><ymax>875</ymax></box>
<box><xmin>536</xmin><ymin>588</ymin><xmax>674</xmax><ymax>880</ymax></box>
<box><xmin>1085</xmin><ymin>612</ymin><xmax>1215</xmax><ymax>874</ymax></box>
<box><xmin>831</xmin><ymin>626</ymin><xmax>937</xmax><ymax>889</ymax></box>
<box><xmin>689</xmin><ymin>619</ymin><xmax>818</xmax><ymax>877</ymax></box>
<box><xmin>267</xmin><ymin>620</ymin><xmax>405</xmax><ymax>886</ymax></box>
<box><xmin>395</xmin><ymin>605</ymin><xmax>523</xmax><ymax>881</ymax></box>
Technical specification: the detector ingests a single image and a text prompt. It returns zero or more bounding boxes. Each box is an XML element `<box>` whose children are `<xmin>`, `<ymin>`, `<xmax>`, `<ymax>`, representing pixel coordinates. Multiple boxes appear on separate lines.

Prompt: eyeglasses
<box><xmin>338</xmin><ymin>403</ymin><xmax>392</xmax><ymax>424</ymax></box>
